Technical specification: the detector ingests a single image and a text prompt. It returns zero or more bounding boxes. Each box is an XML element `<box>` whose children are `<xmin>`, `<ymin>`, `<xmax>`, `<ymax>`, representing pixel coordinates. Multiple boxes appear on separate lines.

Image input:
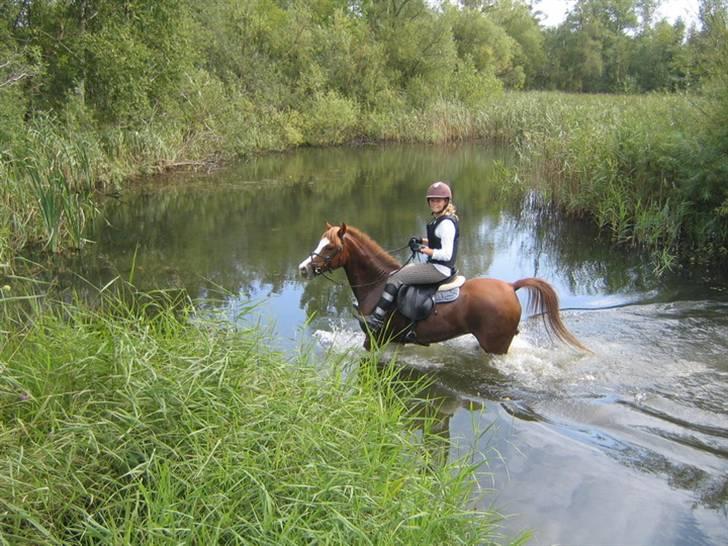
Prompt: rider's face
<box><xmin>428</xmin><ymin>197</ymin><xmax>447</xmax><ymax>214</ymax></box>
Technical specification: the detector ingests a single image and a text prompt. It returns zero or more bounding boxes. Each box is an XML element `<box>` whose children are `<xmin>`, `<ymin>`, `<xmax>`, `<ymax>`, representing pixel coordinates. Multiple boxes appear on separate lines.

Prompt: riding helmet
<box><xmin>426</xmin><ymin>181</ymin><xmax>452</xmax><ymax>201</ymax></box>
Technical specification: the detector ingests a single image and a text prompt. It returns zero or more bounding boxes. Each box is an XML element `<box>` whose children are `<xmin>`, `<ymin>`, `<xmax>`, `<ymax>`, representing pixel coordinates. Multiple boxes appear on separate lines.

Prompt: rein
<box><xmin>383</xmin><ymin>242</ymin><xmax>413</xmax><ymax>254</ymax></box>
<box><xmin>320</xmin><ymin>254</ymin><xmax>416</xmax><ymax>288</ymax></box>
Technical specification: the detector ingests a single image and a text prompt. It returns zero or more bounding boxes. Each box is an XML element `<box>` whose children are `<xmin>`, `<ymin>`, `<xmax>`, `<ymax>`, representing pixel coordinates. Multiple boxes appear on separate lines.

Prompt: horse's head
<box><xmin>298</xmin><ymin>223</ymin><xmax>348</xmax><ymax>278</ymax></box>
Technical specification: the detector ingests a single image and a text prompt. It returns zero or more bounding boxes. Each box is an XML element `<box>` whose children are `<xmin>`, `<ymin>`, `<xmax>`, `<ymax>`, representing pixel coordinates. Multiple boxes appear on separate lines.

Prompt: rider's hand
<box><xmin>408</xmin><ymin>237</ymin><xmax>422</xmax><ymax>252</ymax></box>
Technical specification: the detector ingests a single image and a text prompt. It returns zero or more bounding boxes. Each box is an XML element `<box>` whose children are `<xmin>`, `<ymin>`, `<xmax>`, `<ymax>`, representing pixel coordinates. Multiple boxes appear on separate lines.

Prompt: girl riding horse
<box><xmin>364</xmin><ymin>181</ymin><xmax>458</xmax><ymax>333</ymax></box>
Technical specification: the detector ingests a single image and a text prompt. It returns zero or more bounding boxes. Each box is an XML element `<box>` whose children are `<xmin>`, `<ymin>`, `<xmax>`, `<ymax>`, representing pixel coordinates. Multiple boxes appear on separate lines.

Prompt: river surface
<box><xmin>68</xmin><ymin>143</ymin><xmax>726</xmax><ymax>545</ymax></box>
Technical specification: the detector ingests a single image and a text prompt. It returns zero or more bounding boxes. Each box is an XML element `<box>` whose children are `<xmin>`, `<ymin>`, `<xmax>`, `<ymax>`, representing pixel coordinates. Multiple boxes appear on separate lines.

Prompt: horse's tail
<box><xmin>511</xmin><ymin>278</ymin><xmax>590</xmax><ymax>352</ymax></box>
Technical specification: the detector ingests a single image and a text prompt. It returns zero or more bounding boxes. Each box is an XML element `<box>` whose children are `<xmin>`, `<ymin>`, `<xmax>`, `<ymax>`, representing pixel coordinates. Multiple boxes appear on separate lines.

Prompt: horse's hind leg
<box><xmin>474</xmin><ymin>330</ymin><xmax>514</xmax><ymax>355</ymax></box>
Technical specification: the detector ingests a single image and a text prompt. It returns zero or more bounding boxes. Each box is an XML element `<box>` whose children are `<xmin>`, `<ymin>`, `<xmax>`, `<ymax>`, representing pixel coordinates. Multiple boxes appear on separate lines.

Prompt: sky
<box><xmin>534</xmin><ymin>0</ymin><xmax>701</xmax><ymax>28</ymax></box>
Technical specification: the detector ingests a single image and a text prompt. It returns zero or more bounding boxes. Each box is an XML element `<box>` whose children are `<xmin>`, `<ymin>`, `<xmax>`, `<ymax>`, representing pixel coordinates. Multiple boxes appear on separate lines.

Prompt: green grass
<box><xmin>0</xmin><ymin>281</ymin><xmax>516</xmax><ymax>545</ymax></box>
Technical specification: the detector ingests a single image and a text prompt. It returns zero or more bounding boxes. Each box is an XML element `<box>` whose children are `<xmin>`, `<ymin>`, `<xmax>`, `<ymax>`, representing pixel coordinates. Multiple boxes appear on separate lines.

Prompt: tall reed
<box><xmin>0</xmin><ymin>114</ymin><xmax>190</xmax><ymax>259</ymax></box>
<box><xmin>472</xmin><ymin>91</ymin><xmax>715</xmax><ymax>269</ymax></box>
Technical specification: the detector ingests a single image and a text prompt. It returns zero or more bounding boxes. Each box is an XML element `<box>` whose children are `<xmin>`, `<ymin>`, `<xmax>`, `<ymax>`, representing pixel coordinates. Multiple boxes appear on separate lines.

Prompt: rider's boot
<box><xmin>363</xmin><ymin>282</ymin><xmax>399</xmax><ymax>333</ymax></box>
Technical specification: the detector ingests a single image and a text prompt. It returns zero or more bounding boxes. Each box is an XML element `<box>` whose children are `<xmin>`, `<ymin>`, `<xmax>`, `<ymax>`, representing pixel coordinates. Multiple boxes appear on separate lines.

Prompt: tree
<box><xmin>0</xmin><ymin>16</ymin><xmax>37</xmax><ymax>147</ymax></box>
<box><xmin>690</xmin><ymin>0</ymin><xmax>728</xmax><ymax>78</ymax></box>
<box><xmin>4</xmin><ymin>0</ymin><xmax>198</xmax><ymax>123</ymax></box>
<box><xmin>360</xmin><ymin>0</ymin><xmax>459</xmax><ymax>105</ymax></box>
<box><xmin>630</xmin><ymin>19</ymin><xmax>686</xmax><ymax>91</ymax></box>
<box><xmin>485</xmin><ymin>0</ymin><xmax>546</xmax><ymax>88</ymax></box>
<box><xmin>635</xmin><ymin>0</ymin><xmax>661</xmax><ymax>33</ymax></box>
<box><xmin>541</xmin><ymin>0</ymin><xmax>642</xmax><ymax>92</ymax></box>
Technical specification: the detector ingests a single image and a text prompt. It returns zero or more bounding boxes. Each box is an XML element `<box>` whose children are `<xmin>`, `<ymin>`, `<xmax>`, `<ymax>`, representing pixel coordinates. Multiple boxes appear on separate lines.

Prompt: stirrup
<box><xmin>363</xmin><ymin>314</ymin><xmax>384</xmax><ymax>332</ymax></box>
<box><xmin>353</xmin><ymin>307</ymin><xmax>384</xmax><ymax>334</ymax></box>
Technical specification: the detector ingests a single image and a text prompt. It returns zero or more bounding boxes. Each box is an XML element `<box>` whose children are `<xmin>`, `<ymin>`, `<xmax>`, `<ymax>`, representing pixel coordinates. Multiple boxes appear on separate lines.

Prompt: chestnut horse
<box><xmin>298</xmin><ymin>223</ymin><xmax>587</xmax><ymax>355</ymax></box>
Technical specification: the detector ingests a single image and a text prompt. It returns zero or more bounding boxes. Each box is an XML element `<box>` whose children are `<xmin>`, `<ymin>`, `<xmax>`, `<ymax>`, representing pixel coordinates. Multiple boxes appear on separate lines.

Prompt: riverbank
<box><xmin>2</xmin><ymin>91</ymin><xmax>725</xmax><ymax>271</ymax></box>
<box><xmin>0</xmin><ymin>280</ymin><xmax>517</xmax><ymax>544</ymax></box>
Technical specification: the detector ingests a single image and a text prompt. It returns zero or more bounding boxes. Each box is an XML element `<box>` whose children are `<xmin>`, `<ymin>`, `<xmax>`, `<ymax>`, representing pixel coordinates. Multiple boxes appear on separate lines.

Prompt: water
<box><xmin>69</xmin><ymin>143</ymin><xmax>726</xmax><ymax>545</ymax></box>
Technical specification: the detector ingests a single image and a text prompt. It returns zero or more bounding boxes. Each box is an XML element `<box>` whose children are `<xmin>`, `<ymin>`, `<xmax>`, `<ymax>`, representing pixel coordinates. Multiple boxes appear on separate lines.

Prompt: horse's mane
<box><xmin>326</xmin><ymin>224</ymin><xmax>400</xmax><ymax>271</ymax></box>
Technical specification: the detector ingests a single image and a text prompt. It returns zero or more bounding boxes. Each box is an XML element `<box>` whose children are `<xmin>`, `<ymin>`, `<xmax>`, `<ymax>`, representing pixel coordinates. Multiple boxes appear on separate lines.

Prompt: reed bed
<box><xmin>471</xmin><ymin>91</ymin><xmax>722</xmax><ymax>269</ymax></box>
<box><xmin>0</xmin><ymin>115</ymin><xmax>190</xmax><ymax>261</ymax></box>
<box><xmin>0</xmin><ymin>282</ymin><xmax>512</xmax><ymax>545</ymax></box>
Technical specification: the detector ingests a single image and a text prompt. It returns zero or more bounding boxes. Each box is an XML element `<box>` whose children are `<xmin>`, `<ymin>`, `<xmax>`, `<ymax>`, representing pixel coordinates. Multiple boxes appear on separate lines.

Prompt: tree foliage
<box><xmin>538</xmin><ymin>0</ymin><xmax>720</xmax><ymax>93</ymax></box>
<box><xmin>4</xmin><ymin>0</ymin><xmax>723</xmax><ymax>127</ymax></box>
<box><xmin>2</xmin><ymin>0</ymin><xmax>198</xmax><ymax>123</ymax></box>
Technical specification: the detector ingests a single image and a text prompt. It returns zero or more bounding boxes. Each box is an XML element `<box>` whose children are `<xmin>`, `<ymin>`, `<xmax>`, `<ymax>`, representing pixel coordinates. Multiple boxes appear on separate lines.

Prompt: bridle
<box><xmin>308</xmin><ymin>243</ymin><xmax>343</xmax><ymax>277</ymax></box>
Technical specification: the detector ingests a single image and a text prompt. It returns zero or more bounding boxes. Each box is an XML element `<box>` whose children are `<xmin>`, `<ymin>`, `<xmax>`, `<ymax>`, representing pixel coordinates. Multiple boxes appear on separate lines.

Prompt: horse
<box><xmin>298</xmin><ymin>223</ymin><xmax>588</xmax><ymax>355</ymax></box>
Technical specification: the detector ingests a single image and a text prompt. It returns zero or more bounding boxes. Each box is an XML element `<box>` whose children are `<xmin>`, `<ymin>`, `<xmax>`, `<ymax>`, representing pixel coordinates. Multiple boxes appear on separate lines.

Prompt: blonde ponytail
<box><xmin>435</xmin><ymin>202</ymin><xmax>458</xmax><ymax>220</ymax></box>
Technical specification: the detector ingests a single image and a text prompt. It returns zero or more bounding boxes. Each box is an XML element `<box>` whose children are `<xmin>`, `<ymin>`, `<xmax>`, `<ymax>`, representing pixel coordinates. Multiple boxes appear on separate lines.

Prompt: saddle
<box><xmin>396</xmin><ymin>275</ymin><xmax>465</xmax><ymax>324</ymax></box>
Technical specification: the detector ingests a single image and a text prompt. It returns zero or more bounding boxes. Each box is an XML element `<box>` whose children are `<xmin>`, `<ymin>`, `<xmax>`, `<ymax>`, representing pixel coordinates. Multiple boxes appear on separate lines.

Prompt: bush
<box><xmin>301</xmin><ymin>90</ymin><xmax>359</xmax><ymax>146</ymax></box>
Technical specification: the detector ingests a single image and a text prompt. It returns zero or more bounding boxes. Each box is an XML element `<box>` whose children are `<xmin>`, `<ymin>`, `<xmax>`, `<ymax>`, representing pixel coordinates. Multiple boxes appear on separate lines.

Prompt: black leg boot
<box><xmin>364</xmin><ymin>282</ymin><xmax>399</xmax><ymax>333</ymax></box>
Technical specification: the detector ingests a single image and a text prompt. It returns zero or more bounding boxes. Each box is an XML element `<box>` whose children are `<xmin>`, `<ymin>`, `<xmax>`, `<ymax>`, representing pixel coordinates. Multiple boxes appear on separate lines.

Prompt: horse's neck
<box><xmin>344</xmin><ymin>237</ymin><xmax>397</xmax><ymax>312</ymax></box>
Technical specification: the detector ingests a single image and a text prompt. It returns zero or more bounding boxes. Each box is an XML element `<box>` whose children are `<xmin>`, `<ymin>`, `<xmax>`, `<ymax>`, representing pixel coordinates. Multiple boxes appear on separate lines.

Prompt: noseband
<box><xmin>310</xmin><ymin>243</ymin><xmax>343</xmax><ymax>275</ymax></box>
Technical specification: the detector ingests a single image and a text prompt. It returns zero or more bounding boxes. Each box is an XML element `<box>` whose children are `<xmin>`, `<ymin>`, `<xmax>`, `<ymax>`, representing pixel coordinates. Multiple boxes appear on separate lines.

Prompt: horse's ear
<box><xmin>338</xmin><ymin>223</ymin><xmax>347</xmax><ymax>238</ymax></box>
<box><xmin>326</xmin><ymin>222</ymin><xmax>332</xmax><ymax>229</ymax></box>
